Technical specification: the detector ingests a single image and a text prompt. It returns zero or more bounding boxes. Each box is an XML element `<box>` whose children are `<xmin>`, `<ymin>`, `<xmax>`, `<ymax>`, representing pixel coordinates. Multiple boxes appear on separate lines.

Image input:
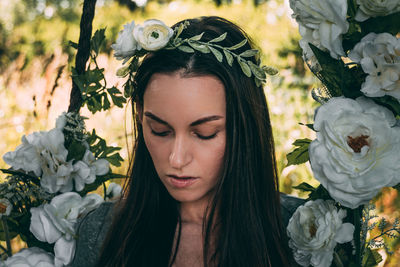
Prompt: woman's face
<box><xmin>142</xmin><ymin>72</ymin><xmax>226</xmax><ymax>206</ymax></box>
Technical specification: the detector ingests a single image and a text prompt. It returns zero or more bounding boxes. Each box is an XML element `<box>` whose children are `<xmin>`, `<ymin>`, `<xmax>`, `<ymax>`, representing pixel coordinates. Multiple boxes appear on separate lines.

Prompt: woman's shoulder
<box><xmin>280</xmin><ymin>193</ymin><xmax>306</xmax><ymax>227</ymax></box>
<box><xmin>68</xmin><ymin>201</ymin><xmax>116</xmax><ymax>267</ymax></box>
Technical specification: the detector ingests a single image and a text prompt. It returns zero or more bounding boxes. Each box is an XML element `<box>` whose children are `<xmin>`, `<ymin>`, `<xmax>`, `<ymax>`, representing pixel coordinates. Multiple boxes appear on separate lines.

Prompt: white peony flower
<box><xmin>106</xmin><ymin>182</ymin><xmax>122</xmax><ymax>201</ymax></box>
<box><xmin>287</xmin><ymin>200</ymin><xmax>354</xmax><ymax>267</ymax></box>
<box><xmin>348</xmin><ymin>32</ymin><xmax>400</xmax><ymax>101</ymax></box>
<box><xmin>3</xmin><ymin>132</ymin><xmax>43</xmax><ymax>177</ymax></box>
<box><xmin>3</xmin><ymin>247</ymin><xmax>55</xmax><ymax>267</ymax></box>
<box><xmin>133</xmin><ymin>19</ymin><xmax>174</xmax><ymax>51</ymax></box>
<box><xmin>309</xmin><ymin>97</ymin><xmax>400</xmax><ymax>208</ymax></box>
<box><xmin>71</xmin><ymin>150</ymin><xmax>110</xmax><ymax>191</ymax></box>
<box><xmin>289</xmin><ymin>0</ymin><xmax>349</xmax><ymax>60</ymax></box>
<box><xmin>355</xmin><ymin>0</ymin><xmax>400</xmax><ymax>22</ymax></box>
<box><xmin>111</xmin><ymin>21</ymin><xmax>139</xmax><ymax>63</ymax></box>
<box><xmin>0</xmin><ymin>199</ymin><xmax>12</xmax><ymax>218</ymax></box>
<box><xmin>30</xmin><ymin>192</ymin><xmax>103</xmax><ymax>266</ymax></box>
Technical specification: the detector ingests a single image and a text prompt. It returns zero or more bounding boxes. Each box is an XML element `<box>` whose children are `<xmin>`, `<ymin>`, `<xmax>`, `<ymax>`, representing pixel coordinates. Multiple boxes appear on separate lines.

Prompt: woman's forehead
<box><xmin>143</xmin><ymin>72</ymin><xmax>226</xmax><ymax>123</ymax></box>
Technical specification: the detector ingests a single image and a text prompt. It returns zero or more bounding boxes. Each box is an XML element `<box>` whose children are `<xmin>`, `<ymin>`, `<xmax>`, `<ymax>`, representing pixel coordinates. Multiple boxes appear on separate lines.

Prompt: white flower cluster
<box><xmin>349</xmin><ymin>33</ymin><xmax>400</xmax><ymax>102</ymax></box>
<box><xmin>2</xmin><ymin>247</ymin><xmax>55</xmax><ymax>267</ymax></box>
<box><xmin>355</xmin><ymin>0</ymin><xmax>400</xmax><ymax>21</ymax></box>
<box><xmin>2</xmin><ymin>113</ymin><xmax>109</xmax><ymax>194</ymax></box>
<box><xmin>287</xmin><ymin>200</ymin><xmax>354</xmax><ymax>267</ymax></box>
<box><xmin>111</xmin><ymin>19</ymin><xmax>174</xmax><ymax>63</ymax></box>
<box><xmin>289</xmin><ymin>0</ymin><xmax>349</xmax><ymax>69</ymax></box>
<box><xmin>29</xmin><ymin>192</ymin><xmax>104</xmax><ymax>266</ymax></box>
<box><xmin>309</xmin><ymin>97</ymin><xmax>400</xmax><ymax>209</ymax></box>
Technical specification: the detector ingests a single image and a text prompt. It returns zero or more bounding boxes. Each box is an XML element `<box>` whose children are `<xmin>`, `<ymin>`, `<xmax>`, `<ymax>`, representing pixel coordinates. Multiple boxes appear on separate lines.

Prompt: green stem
<box><xmin>333</xmin><ymin>251</ymin><xmax>344</xmax><ymax>267</ymax></box>
<box><xmin>354</xmin><ymin>206</ymin><xmax>363</xmax><ymax>267</ymax></box>
<box><xmin>1</xmin><ymin>217</ymin><xmax>12</xmax><ymax>256</ymax></box>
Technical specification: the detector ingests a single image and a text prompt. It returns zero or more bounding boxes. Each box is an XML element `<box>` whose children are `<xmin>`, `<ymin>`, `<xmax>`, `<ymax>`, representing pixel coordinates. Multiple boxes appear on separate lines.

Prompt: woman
<box><xmin>70</xmin><ymin>16</ymin><xmax>303</xmax><ymax>267</ymax></box>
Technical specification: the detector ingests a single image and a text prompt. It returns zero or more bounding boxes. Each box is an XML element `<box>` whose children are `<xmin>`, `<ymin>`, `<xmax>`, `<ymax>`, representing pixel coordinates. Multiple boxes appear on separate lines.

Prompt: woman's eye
<box><xmin>196</xmin><ymin>132</ymin><xmax>218</xmax><ymax>140</ymax></box>
<box><xmin>151</xmin><ymin>130</ymin><xmax>170</xmax><ymax>137</ymax></box>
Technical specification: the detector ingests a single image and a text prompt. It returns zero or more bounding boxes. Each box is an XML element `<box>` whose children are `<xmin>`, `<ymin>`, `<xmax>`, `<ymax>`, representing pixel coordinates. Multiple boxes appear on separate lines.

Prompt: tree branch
<box><xmin>68</xmin><ymin>0</ymin><xmax>98</xmax><ymax>113</ymax></box>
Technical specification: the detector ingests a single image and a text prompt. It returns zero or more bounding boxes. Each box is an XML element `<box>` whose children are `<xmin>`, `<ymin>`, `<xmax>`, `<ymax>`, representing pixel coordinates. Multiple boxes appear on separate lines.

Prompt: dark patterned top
<box><xmin>68</xmin><ymin>194</ymin><xmax>305</xmax><ymax>267</ymax></box>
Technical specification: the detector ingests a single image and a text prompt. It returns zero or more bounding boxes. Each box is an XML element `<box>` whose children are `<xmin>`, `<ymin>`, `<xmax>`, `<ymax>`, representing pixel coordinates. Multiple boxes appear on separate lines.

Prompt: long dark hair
<box><xmin>98</xmin><ymin>16</ymin><xmax>290</xmax><ymax>266</ymax></box>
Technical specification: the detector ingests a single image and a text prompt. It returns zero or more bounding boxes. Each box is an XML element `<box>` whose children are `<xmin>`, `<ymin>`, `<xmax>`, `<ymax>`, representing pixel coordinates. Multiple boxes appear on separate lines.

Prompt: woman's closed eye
<box><xmin>150</xmin><ymin>129</ymin><xmax>219</xmax><ymax>140</ymax></box>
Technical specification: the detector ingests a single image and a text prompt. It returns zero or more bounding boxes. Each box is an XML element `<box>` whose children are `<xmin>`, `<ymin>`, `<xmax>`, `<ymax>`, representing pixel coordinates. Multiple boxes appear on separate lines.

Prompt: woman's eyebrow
<box><xmin>190</xmin><ymin>115</ymin><xmax>223</xmax><ymax>126</ymax></box>
<box><xmin>144</xmin><ymin>112</ymin><xmax>223</xmax><ymax>127</ymax></box>
<box><xmin>144</xmin><ymin>112</ymin><xmax>171</xmax><ymax>127</ymax></box>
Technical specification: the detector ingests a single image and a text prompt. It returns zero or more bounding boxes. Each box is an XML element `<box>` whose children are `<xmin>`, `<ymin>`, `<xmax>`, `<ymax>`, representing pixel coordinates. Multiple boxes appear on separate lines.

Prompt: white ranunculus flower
<box><xmin>106</xmin><ymin>182</ymin><xmax>122</xmax><ymax>201</ymax></box>
<box><xmin>287</xmin><ymin>200</ymin><xmax>354</xmax><ymax>267</ymax></box>
<box><xmin>348</xmin><ymin>33</ymin><xmax>400</xmax><ymax>101</ymax></box>
<box><xmin>30</xmin><ymin>192</ymin><xmax>103</xmax><ymax>266</ymax></box>
<box><xmin>3</xmin><ymin>132</ymin><xmax>43</xmax><ymax>177</ymax></box>
<box><xmin>3</xmin><ymin>247</ymin><xmax>55</xmax><ymax>267</ymax></box>
<box><xmin>71</xmin><ymin>150</ymin><xmax>109</xmax><ymax>191</ymax></box>
<box><xmin>133</xmin><ymin>19</ymin><xmax>174</xmax><ymax>51</ymax></box>
<box><xmin>111</xmin><ymin>21</ymin><xmax>139</xmax><ymax>63</ymax></box>
<box><xmin>309</xmin><ymin>97</ymin><xmax>400</xmax><ymax>208</ymax></box>
<box><xmin>355</xmin><ymin>0</ymin><xmax>400</xmax><ymax>21</ymax></box>
<box><xmin>0</xmin><ymin>199</ymin><xmax>12</xmax><ymax>218</ymax></box>
<box><xmin>289</xmin><ymin>0</ymin><xmax>349</xmax><ymax>60</ymax></box>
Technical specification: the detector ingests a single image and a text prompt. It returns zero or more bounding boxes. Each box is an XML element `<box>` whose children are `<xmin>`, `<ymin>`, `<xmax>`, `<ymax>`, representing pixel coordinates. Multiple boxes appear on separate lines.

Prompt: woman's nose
<box><xmin>169</xmin><ymin>135</ymin><xmax>192</xmax><ymax>169</ymax></box>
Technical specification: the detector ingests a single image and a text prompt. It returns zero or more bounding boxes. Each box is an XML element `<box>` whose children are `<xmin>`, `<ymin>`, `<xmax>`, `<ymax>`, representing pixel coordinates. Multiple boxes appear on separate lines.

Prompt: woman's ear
<box><xmin>136</xmin><ymin>103</ymin><xmax>143</xmax><ymax>124</ymax></box>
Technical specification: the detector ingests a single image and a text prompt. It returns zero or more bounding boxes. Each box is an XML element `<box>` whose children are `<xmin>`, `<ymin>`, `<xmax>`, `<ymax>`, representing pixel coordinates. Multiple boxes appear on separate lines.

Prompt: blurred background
<box><xmin>0</xmin><ymin>0</ymin><xmax>398</xmax><ymax>265</ymax></box>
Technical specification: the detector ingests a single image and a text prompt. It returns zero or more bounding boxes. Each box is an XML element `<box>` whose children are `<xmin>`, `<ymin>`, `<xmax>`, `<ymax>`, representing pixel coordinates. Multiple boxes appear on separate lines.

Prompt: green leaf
<box><xmin>102</xmin><ymin>93</ymin><xmax>111</xmax><ymax>110</ymax></box>
<box><xmin>209</xmin><ymin>47</ymin><xmax>223</xmax><ymax>62</ymax></box>
<box><xmin>178</xmin><ymin>45</ymin><xmax>195</xmax><ymax>53</ymax></box>
<box><xmin>66</xmin><ymin>140</ymin><xmax>87</xmax><ymax>162</ymax></box>
<box><xmin>68</xmin><ymin>40</ymin><xmax>78</xmax><ymax>49</ymax></box>
<box><xmin>293</xmin><ymin>182</ymin><xmax>316</xmax><ymax>193</ymax></box>
<box><xmin>223</xmin><ymin>50</ymin><xmax>233</xmax><ymax>66</ymax></box>
<box><xmin>373</xmin><ymin>95</ymin><xmax>400</xmax><ymax>117</ymax></box>
<box><xmin>110</xmin><ymin>94</ymin><xmax>126</xmax><ymax>108</ymax></box>
<box><xmin>262</xmin><ymin>65</ymin><xmax>278</xmax><ymax>76</ymax></box>
<box><xmin>299</xmin><ymin>123</ymin><xmax>315</xmax><ymax>131</ymax></box>
<box><xmin>362</xmin><ymin>248</ymin><xmax>383</xmax><ymax>267</ymax></box>
<box><xmin>248</xmin><ymin>61</ymin><xmax>266</xmax><ymax>80</ymax></box>
<box><xmin>309</xmin><ymin>44</ymin><xmax>344</xmax><ymax>97</ymax></box>
<box><xmin>237</xmin><ymin>58</ymin><xmax>251</xmax><ymax>77</ymax></box>
<box><xmin>286</xmin><ymin>138</ymin><xmax>311</xmax><ymax>166</ymax></box>
<box><xmin>188</xmin><ymin>41</ymin><xmax>210</xmax><ymax>53</ymax></box>
<box><xmin>209</xmin><ymin>32</ymin><xmax>227</xmax><ymax>43</ymax></box>
<box><xmin>228</xmin><ymin>39</ymin><xmax>247</xmax><ymax>50</ymax></box>
<box><xmin>240</xmin><ymin>49</ymin><xmax>258</xmax><ymax>58</ymax></box>
<box><xmin>189</xmin><ymin>32</ymin><xmax>204</xmax><ymax>41</ymax></box>
<box><xmin>91</xmin><ymin>28</ymin><xmax>106</xmax><ymax>56</ymax></box>
<box><xmin>309</xmin><ymin>185</ymin><xmax>332</xmax><ymax>201</ymax></box>
<box><xmin>116</xmin><ymin>65</ymin><xmax>130</xmax><ymax>77</ymax></box>
<box><xmin>360</xmin><ymin>11</ymin><xmax>400</xmax><ymax>36</ymax></box>
<box><xmin>106</xmin><ymin>153</ymin><xmax>124</xmax><ymax>167</ymax></box>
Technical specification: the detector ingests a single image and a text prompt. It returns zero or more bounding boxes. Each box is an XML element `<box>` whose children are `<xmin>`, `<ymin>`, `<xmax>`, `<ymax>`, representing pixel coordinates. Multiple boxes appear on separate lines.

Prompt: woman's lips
<box><xmin>167</xmin><ymin>175</ymin><xmax>198</xmax><ymax>188</ymax></box>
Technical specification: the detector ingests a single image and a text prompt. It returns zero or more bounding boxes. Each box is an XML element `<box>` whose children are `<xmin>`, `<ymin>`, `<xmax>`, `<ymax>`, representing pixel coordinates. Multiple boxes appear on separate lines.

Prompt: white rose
<box><xmin>71</xmin><ymin>150</ymin><xmax>110</xmax><ymax>191</ymax></box>
<box><xmin>29</xmin><ymin>192</ymin><xmax>104</xmax><ymax>266</ymax></box>
<box><xmin>106</xmin><ymin>182</ymin><xmax>122</xmax><ymax>201</ymax></box>
<box><xmin>289</xmin><ymin>0</ymin><xmax>349</xmax><ymax>60</ymax></box>
<box><xmin>3</xmin><ymin>132</ymin><xmax>43</xmax><ymax>177</ymax></box>
<box><xmin>0</xmin><ymin>198</ymin><xmax>12</xmax><ymax>218</ymax></box>
<box><xmin>348</xmin><ymin>32</ymin><xmax>400</xmax><ymax>101</ymax></box>
<box><xmin>39</xmin><ymin>129</ymin><xmax>74</xmax><ymax>193</ymax></box>
<box><xmin>355</xmin><ymin>0</ymin><xmax>400</xmax><ymax>21</ymax></box>
<box><xmin>133</xmin><ymin>19</ymin><xmax>174</xmax><ymax>51</ymax></box>
<box><xmin>111</xmin><ymin>21</ymin><xmax>139</xmax><ymax>63</ymax></box>
<box><xmin>309</xmin><ymin>97</ymin><xmax>400</xmax><ymax>208</ymax></box>
<box><xmin>3</xmin><ymin>247</ymin><xmax>55</xmax><ymax>267</ymax></box>
<box><xmin>287</xmin><ymin>200</ymin><xmax>354</xmax><ymax>267</ymax></box>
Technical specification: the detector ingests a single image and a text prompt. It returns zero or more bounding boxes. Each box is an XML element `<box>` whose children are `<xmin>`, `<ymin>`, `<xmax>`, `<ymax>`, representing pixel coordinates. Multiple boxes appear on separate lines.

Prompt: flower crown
<box><xmin>111</xmin><ymin>19</ymin><xmax>278</xmax><ymax>87</ymax></box>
